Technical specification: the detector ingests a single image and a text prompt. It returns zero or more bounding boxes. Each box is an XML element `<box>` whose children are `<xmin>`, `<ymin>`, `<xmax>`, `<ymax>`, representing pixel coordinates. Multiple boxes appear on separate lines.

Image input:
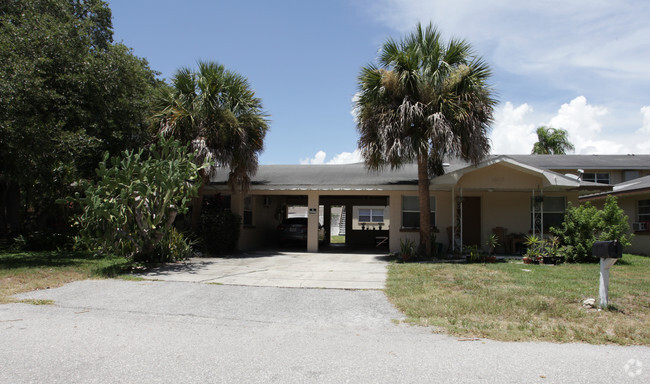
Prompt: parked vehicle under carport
<box><xmin>276</xmin><ymin>218</ymin><xmax>324</xmax><ymax>246</ymax></box>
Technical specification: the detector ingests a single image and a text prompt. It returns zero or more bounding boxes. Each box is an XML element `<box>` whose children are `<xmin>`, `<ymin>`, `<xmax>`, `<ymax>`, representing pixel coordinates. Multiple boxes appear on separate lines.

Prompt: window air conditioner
<box><xmin>632</xmin><ymin>222</ymin><xmax>647</xmax><ymax>231</ymax></box>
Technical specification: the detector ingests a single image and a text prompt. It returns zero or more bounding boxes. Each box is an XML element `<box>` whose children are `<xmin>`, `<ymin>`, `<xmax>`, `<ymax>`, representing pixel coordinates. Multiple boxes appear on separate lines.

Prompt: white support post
<box><xmin>307</xmin><ymin>192</ymin><xmax>319</xmax><ymax>252</ymax></box>
<box><xmin>599</xmin><ymin>258</ymin><xmax>618</xmax><ymax>307</ymax></box>
<box><xmin>531</xmin><ymin>189</ymin><xmax>535</xmax><ymax>237</ymax></box>
<box><xmin>539</xmin><ymin>189</ymin><xmax>544</xmax><ymax>240</ymax></box>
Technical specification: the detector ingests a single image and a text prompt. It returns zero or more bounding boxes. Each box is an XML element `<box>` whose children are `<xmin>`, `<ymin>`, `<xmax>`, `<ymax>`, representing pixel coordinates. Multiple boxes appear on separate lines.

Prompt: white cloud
<box><xmin>489</xmin><ymin>102</ymin><xmax>537</xmax><ymax>154</ymax></box>
<box><xmin>490</xmin><ymin>96</ymin><xmax>639</xmax><ymax>155</ymax></box>
<box><xmin>639</xmin><ymin>106</ymin><xmax>650</xmax><ymax>134</ymax></box>
<box><xmin>547</xmin><ymin>96</ymin><xmax>611</xmax><ymax>154</ymax></box>
<box><xmin>328</xmin><ymin>149</ymin><xmax>363</xmax><ymax>164</ymax></box>
<box><xmin>299</xmin><ymin>149</ymin><xmax>363</xmax><ymax>165</ymax></box>
<box><xmin>300</xmin><ymin>150</ymin><xmax>326</xmax><ymax>165</ymax></box>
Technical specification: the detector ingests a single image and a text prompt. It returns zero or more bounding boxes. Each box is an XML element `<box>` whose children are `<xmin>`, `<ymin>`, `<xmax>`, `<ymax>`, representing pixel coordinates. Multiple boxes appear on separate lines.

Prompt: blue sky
<box><xmin>108</xmin><ymin>0</ymin><xmax>650</xmax><ymax>164</ymax></box>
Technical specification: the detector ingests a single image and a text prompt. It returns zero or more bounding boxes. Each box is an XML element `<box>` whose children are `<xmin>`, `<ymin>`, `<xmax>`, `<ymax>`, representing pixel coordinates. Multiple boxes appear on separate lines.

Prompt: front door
<box><xmin>462</xmin><ymin>197</ymin><xmax>481</xmax><ymax>247</ymax></box>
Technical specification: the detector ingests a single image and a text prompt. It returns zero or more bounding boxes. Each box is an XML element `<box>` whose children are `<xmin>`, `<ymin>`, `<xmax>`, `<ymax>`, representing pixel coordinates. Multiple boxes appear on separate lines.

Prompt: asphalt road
<box><xmin>1</xmin><ymin>280</ymin><xmax>648</xmax><ymax>383</ymax></box>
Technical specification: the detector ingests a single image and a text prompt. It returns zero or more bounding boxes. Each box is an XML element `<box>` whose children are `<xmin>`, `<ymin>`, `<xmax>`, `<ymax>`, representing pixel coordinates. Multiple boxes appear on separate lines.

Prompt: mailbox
<box><xmin>592</xmin><ymin>240</ymin><xmax>622</xmax><ymax>259</ymax></box>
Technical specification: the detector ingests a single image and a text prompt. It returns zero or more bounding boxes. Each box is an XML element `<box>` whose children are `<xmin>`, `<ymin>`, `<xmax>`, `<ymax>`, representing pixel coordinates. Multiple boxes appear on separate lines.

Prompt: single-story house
<box><xmin>206</xmin><ymin>154</ymin><xmax>650</xmax><ymax>255</ymax></box>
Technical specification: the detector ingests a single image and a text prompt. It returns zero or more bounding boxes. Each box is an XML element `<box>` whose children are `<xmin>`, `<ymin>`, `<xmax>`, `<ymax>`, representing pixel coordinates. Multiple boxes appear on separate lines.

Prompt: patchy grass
<box><xmin>330</xmin><ymin>236</ymin><xmax>346</xmax><ymax>244</ymax></box>
<box><xmin>0</xmin><ymin>251</ymin><xmax>133</xmax><ymax>304</ymax></box>
<box><xmin>385</xmin><ymin>254</ymin><xmax>649</xmax><ymax>345</ymax></box>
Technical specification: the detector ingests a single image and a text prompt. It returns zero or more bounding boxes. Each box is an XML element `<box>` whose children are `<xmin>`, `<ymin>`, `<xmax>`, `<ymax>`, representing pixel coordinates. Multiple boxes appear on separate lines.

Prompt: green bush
<box><xmin>155</xmin><ymin>227</ymin><xmax>194</xmax><ymax>262</ymax></box>
<box><xmin>551</xmin><ymin>195</ymin><xmax>633</xmax><ymax>263</ymax></box>
<box><xmin>67</xmin><ymin>137</ymin><xmax>210</xmax><ymax>262</ymax></box>
<box><xmin>201</xmin><ymin>211</ymin><xmax>241</xmax><ymax>255</ymax></box>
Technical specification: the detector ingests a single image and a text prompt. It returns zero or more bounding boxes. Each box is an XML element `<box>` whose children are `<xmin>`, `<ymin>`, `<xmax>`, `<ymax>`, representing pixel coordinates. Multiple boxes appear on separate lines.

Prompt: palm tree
<box><xmin>531</xmin><ymin>126</ymin><xmax>574</xmax><ymax>155</ymax></box>
<box><xmin>152</xmin><ymin>61</ymin><xmax>269</xmax><ymax>231</ymax></box>
<box><xmin>354</xmin><ymin>23</ymin><xmax>496</xmax><ymax>256</ymax></box>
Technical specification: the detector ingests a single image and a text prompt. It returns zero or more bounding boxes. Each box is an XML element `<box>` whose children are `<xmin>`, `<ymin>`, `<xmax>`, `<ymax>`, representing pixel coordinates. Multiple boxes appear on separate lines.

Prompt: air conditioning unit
<box><xmin>632</xmin><ymin>222</ymin><xmax>648</xmax><ymax>232</ymax></box>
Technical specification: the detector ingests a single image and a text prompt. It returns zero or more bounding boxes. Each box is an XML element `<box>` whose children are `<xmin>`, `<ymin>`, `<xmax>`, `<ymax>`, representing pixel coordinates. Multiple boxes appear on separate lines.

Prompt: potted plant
<box><xmin>399</xmin><ymin>238</ymin><xmax>416</xmax><ymax>262</ymax></box>
<box><xmin>485</xmin><ymin>234</ymin><xmax>499</xmax><ymax>262</ymax></box>
<box><xmin>523</xmin><ymin>235</ymin><xmax>543</xmax><ymax>264</ymax></box>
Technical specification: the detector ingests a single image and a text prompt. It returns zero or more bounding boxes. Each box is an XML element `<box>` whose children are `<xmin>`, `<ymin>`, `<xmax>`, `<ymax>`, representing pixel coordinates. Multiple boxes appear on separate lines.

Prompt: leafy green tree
<box><xmin>531</xmin><ymin>126</ymin><xmax>574</xmax><ymax>155</ymax></box>
<box><xmin>354</xmin><ymin>23</ymin><xmax>496</xmax><ymax>255</ymax></box>
<box><xmin>152</xmin><ymin>61</ymin><xmax>269</xmax><ymax>231</ymax></box>
<box><xmin>0</xmin><ymin>0</ymin><xmax>160</xmax><ymax>238</ymax></box>
<box><xmin>70</xmin><ymin>137</ymin><xmax>210</xmax><ymax>262</ymax></box>
<box><xmin>551</xmin><ymin>195</ymin><xmax>632</xmax><ymax>262</ymax></box>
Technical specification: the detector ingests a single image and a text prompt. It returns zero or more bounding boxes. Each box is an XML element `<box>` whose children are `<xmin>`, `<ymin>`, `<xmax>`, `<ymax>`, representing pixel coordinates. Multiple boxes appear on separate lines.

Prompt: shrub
<box><xmin>551</xmin><ymin>195</ymin><xmax>633</xmax><ymax>263</ymax></box>
<box><xmin>67</xmin><ymin>137</ymin><xmax>210</xmax><ymax>262</ymax></box>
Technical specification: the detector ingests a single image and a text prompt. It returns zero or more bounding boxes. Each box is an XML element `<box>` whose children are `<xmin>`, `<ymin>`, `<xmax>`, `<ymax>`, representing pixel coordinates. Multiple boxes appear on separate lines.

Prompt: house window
<box><xmin>353</xmin><ymin>206</ymin><xmax>387</xmax><ymax>230</ymax></box>
<box><xmin>402</xmin><ymin>196</ymin><xmax>436</xmax><ymax>229</ymax></box>
<box><xmin>243</xmin><ymin>196</ymin><xmax>253</xmax><ymax>226</ymax></box>
<box><xmin>531</xmin><ymin>196</ymin><xmax>565</xmax><ymax>229</ymax></box>
<box><xmin>358</xmin><ymin>208</ymin><xmax>384</xmax><ymax>223</ymax></box>
<box><xmin>639</xmin><ymin>199</ymin><xmax>650</xmax><ymax>222</ymax></box>
<box><xmin>583</xmin><ymin>172</ymin><xmax>610</xmax><ymax>184</ymax></box>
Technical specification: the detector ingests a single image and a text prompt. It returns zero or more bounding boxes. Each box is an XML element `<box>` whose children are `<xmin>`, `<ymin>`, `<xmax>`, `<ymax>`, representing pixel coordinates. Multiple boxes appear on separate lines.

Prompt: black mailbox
<box><xmin>592</xmin><ymin>240</ymin><xmax>622</xmax><ymax>259</ymax></box>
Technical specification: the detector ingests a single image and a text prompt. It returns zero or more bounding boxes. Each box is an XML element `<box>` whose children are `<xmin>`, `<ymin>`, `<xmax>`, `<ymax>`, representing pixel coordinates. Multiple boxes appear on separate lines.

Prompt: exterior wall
<box><xmin>236</xmin><ymin>194</ymin><xmax>285</xmax><ymax>251</ymax></box>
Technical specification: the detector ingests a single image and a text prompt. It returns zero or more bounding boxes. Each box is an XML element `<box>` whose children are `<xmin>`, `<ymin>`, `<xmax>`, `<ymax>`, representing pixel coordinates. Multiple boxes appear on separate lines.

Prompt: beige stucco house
<box><xmin>206</xmin><ymin>154</ymin><xmax>650</xmax><ymax>255</ymax></box>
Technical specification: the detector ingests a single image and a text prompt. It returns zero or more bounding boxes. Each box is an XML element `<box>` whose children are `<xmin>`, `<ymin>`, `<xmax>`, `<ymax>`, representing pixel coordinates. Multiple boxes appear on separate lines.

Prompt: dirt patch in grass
<box><xmin>0</xmin><ymin>251</ymin><xmax>133</xmax><ymax>304</ymax></box>
<box><xmin>386</xmin><ymin>255</ymin><xmax>649</xmax><ymax>345</ymax></box>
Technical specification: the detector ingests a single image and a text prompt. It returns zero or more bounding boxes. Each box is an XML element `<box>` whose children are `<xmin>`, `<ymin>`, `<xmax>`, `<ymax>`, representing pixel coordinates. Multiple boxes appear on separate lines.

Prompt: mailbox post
<box><xmin>592</xmin><ymin>240</ymin><xmax>622</xmax><ymax>308</ymax></box>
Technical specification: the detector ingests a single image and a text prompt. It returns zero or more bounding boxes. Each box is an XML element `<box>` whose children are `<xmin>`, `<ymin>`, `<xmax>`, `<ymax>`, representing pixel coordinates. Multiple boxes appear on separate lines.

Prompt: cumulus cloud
<box><xmin>489</xmin><ymin>102</ymin><xmax>537</xmax><ymax>154</ymax></box>
<box><xmin>489</xmin><ymin>96</ymin><xmax>637</xmax><ymax>155</ymax></box>
<box><xmin>639</xmin><ymin>106</ymin><xmax>650</xmax><ymax>134</ymax></box>
<box><xmin>547</xmin><ymin>96</ymin><xmax>614</xmax><ymax>154</ymax></box>
<box><xmin>300</xmin><ymin>150</ymin><xmax>327</xmax><ymax>165</ymax></box>
<box><xmin>300</xmin><ymin>149</ymin><xmax>363</xmax><ymax>165</ymax></box>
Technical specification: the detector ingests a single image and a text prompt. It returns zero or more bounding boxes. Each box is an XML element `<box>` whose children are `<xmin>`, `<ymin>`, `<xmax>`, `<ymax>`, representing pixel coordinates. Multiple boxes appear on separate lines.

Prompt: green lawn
<box><xmin>0</xmin><ymin>251</ymin><xmax>134</xmax><ymax>304</ymax></box>
<box><xmin>385</xmin><ymin>254</ymin><xmax>650</xmax><ymax>345</ymax></box>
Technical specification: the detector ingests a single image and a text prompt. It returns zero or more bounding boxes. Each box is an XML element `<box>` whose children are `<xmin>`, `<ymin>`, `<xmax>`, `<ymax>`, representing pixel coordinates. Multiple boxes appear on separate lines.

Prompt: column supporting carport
<box><xmin>307</xmin><ymin>191</ymin><xmax>320</xmax><ymax>252</ymax></box>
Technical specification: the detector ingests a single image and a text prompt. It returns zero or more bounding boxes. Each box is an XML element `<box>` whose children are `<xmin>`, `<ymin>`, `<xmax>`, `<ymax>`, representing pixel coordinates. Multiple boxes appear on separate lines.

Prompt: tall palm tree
<box><xmin>354</xmin><ymin>23</ymin><xmax>496</xmax><ymax>256</ymax></box>
<box><xmin>531</xmin><ymin>126</ymin><xmax>574</xmax><ymax>155</ymax></box>
<box><xmin>152</xmin><ymin>61</ymin><xmax>269</xmax><ymax>231</ymax></box>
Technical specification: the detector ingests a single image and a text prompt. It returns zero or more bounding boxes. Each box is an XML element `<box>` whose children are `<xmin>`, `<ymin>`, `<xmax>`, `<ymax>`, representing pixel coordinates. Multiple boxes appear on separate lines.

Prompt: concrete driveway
<box><xmin>138</xmin><ymin>251</ymin><xmax>391</xmax><ymax>289</ymax></box>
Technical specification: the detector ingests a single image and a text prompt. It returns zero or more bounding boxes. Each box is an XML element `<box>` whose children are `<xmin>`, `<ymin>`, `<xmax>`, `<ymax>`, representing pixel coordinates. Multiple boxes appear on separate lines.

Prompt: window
<box><xmin>531</xmin><ymin>196</ymin><xmax>565</xmax><ymax>229</ymax></box>
<box><xmin>402</xmin><ymin>196</ymin><xmax>436</xmax><ymax>229</ymax></box>
<box><xmin>243</xmin><ymin>196</ymin><xmax>253</xmax><ymax>226</ymax></box>
<box><xmin>639</xmin><ymin>199</ymin><xmax>650</xmax><ymax>222</ymax></box>
<box><xmin>583</xmin><ymin>172</ymin><xmax>610</xmax><ymax>184</ymax></box>
<box><xmin>358</xmin><ymin>208</ymin><xmax>384</xmax><ymax>223</ymax></box>
<box><xmin>353</xmin><ymin>206</ymin><xmax>387</xmax><ymax>230</ymax></box>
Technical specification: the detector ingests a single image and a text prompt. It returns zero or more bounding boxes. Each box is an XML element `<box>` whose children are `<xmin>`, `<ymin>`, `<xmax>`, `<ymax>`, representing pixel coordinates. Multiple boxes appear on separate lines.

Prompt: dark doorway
<box><xmin>462</xmin><ymin>197</ymin><xmax>481</xmax><ymax>247</ymax></box>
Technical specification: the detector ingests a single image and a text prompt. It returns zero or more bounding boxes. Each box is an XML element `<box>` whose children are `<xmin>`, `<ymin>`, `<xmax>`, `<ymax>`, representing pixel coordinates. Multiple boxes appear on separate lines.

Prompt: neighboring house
<box><xmin>580</xmin><ymin>174</ymin><xmax>650</xmax><ymax>255</ymax></box>
<box><xmin>206</xmin><ymin>154</ymin><xmax>650</xmax><ymax>254</ymax></box>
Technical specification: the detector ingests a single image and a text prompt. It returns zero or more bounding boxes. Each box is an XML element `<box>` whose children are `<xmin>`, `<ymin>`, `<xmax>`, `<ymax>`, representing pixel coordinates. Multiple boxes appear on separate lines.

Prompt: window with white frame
<box><xmin>639</xmin><ymin>199</ymin><xmax>650</xmax><ymax>222</ymax></box>
<box><xmin>401</xmin><ymin>196</ymin><xmax>436</xmax><ymax>229</ymax></box>
<box><xmin>531</xmin><ymin>196</ymin><xmax>565</xmax><ymax>229</ymax></box>
<box><xmin>583</xmin><ymin>172</ymin><xmax>610</xmax><ymax>184</ymax></box>
<box><xmin>358</xmin><ymin>208</ymin><xmax>384</xmax><ymax>223</ymax></box>
<box><xmin>352</xmin><ymin>206</ymin><xmax>387</xmax><ymax>230</ymax></box>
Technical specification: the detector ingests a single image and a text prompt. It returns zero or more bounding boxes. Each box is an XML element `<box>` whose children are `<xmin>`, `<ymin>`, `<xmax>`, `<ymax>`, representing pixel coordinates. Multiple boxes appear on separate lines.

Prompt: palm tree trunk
<box><xmin>417</xmin><ymin>152</ymin><xmax>431</xmax><ymax>257</ymax></box>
